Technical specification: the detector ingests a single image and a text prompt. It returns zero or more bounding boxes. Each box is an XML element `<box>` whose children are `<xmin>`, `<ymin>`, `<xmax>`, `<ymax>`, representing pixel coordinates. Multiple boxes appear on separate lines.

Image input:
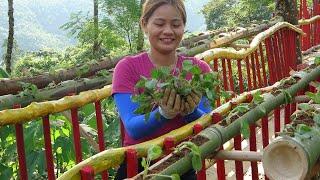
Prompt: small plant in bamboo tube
<box><xmin>132</xmin><ymin>60</ymin><xmax>226</xmax><ymax>120</ymax></box>
<box><xmin>141</xmin><ymin>145</ymin><xmax>180</xmax><ymax>180</ymax></box>
<box><xmin>174</xmin><ymin>141</ymin><xmax>203</xmax><ymax>171</ymax></box>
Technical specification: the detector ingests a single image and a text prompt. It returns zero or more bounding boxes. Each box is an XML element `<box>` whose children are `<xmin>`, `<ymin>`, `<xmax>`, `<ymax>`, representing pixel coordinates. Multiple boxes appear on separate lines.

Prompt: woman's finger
<box><xmin>186</xmin><ymin>94</ymin><xmax>196</xmax><ymax>109</ymax></box>
<box><xmin>191</xmin><ymin>92</ymin><xmax>201</xmax><ymax>104</ymax></box>
<box><xmin>161</xmin><ymin>88</ymin><xmax>171</xmax><ymax>106</ymax></box>
<box><xmin>167</xmin><ymin>89</ymin><xmax>177</xmax><ymax>108</ymax></box>
<box><xmin>173</xmin><ymin>94</ymin><xmax>181</xmax><ymax>112</ymax></box>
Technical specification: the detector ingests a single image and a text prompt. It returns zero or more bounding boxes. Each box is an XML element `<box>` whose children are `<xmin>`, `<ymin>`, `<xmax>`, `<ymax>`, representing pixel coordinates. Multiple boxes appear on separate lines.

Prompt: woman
<box><xmin>112</xmin><ymin>0</ymin><xmax>212</xmax><ymax>178</ymax></box>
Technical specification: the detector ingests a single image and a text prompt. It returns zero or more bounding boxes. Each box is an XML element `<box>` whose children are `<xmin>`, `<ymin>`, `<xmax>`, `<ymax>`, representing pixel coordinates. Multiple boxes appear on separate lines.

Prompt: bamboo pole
<box><xmin>195</xmin><ymin>22</ymin><xmax>305</xmax><ymax>61</ymax></box>
<box><xmin>150</xmin><ymin>66</ymin><xmax>320</xmax><ymax>179</ymax></box>
<box><xmin>0</xmin><ymin>76</ymin><xmax>111</xmax><ymax>111</ymax></box>
<box><xmin>56</xmin><ymin>85</ymin><xmax>277</xmax><ymax>180</ymax></box>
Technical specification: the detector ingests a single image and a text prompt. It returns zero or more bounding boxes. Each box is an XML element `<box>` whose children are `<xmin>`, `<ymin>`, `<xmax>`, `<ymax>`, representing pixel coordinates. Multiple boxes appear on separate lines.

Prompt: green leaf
<box><xmin>253</xmin><ymin>91</ymin><xmax>264</xmax><ymax>104</ymax></box>
<box><xmin>241</xmin><ymin>120</ymin><xmax>250</xmax><ymax>139</ymax></box>
<box><xmin>315</xmin><ymin>56</ymin><xmax>320</xmax><ymax>65</ymax></box>
<box><xmin>190</xmin><ymin>66</ymin><xmax>202</xmax><ymax>75</ymax></box>
<box><xmin>298</xmin><ymin>103</ymin><xmax>312</xmax><ymax>111</ymax></box>
<box><xmin>191</xmin><ymin>153</ymin><xmax>202</xmax><ymax>171</ymax></box>
<box><xmin>306</xmin><ymin>92</ymin><xmax>320</xmax><ymax>104</ymax></box>
<box><xmin>283</xmin><ymin>90</ymin><xmax>293</xmax><ymax>104</ymax></box>
<box><xmin>147</xmin><ymin>145</ymin><xmax>163</xmax><ymax>161</ymax></box>
<box><xmin>141</xmin><ymin>157</ymin><xmax>147</xmax><ymax>168</ymax></box>
<box><xmin>171</xmin><ymin>174</ymin><xmax>181</xmax><ymax>180</ymax></box>
<box><xmin>145</xmin><ymin>79</ymin><xmax>157</xmax><ymax>90</ymax></box>
<box><xmin>296</xmin><ymin>124</ymin><xmax>312</xmax><ymax>134</ymax></box>
<box><xmin>135</xmin><ymin>79</ymin><xmax>146</xmax><ymax>88</ymax></box>
<box><xmin>0</xmin><ymin>68</ymin><xmax>9</xmax><ymax>78</ymax></box>
<box><xmin>182</xmin><ymin>60</ymin><xmax>193</xmax><ymax>71</ymax></box>
<box><xmin>234</xmin><ymin>104</ymin><xmax>250</xmax><ymax>113</ymax></box>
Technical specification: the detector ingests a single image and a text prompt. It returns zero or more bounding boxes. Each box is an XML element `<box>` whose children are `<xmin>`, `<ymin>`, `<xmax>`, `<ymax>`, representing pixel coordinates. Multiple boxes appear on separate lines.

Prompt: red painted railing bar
<box><xmin>42</xmin><ymin>115</ymin><xmax>55</xmax><ymax>180</ymax></box>
<box><xmin>237</xmin><ymin>60</ymin><xmax>244</xmax><ymax>93</ymax></box>
<box><xmin>280</xmin><ymin>29</ymin><xmax>289</xmax><ymax>75</ymax></box>
<box><xmin>265</xmin><ymin>38</ymin><xmax>276</xmax><ymax>84</ymax></box>
<box><xmin>221</xmin><ymin>58</ymin><xmax>229</xmax><ymax>91</ymax></box>
<box><xmin>259</xmin><ymin>44</ymin><xmax>268</xmax><ymax>86</ymax></box>
<box><xmin>164</xmin><ymin>137</ymin><xmax>175</xmax><ymax>155</ymax></box>
<box><xmin>80</xmin><ymin>166</ymin><xmax>95</xmax><ymax>180</ymax></box>
<box><xmin>254</xmin><ymin>50</ymin><xmax>262</xmax><ymax>88</ymax></box>
<box><xmin>212</xmin><ymin>113</ymin><xmax>226</xmax><ymax>180</ymax></box>
<box><xmin>193</xmin><ymin>124</ymin><xmax>206</xmax><ymax>180</ymax></box>
<box><xmin>249</xmin><ymin>125</ymin><xmax>259</xmax><ymax>180</ymax></box>
<box><xmin>284</xmin><ymin>105</ymin><xmax>291</xmax><ymax>125</ymax></box>
<box><xmin>250</xmin><ymin>53</ymin><xmax>258</xmax><ymax>90</ymax></box>
<box><xmin>71</xmin><ymin>107</ymin><xmax>83</xmax><ymax>163</ymax></box>
<box><xmin>261</xmin><ymin>117</ymin><xmax>269</xmax><ymax>148</ymax></box>
<box><xmin>213</xmin><ymin>59</ymin><xmax>221</xmax><ymax>107</ymax></box>
<box><xmin>274</xmin><ymin>108</ymin><xmax>281</xmax><ymax>136</ymax></box>
<box><xmin>245</xmin><ymin>57</ymin><xmax>253</xmax><ymax>91</ymax></box>
<box><xmin>126</xmin><ymin>148</ymin><xmax>138</xmax><ymax>178</ymax></box>
<box><xmin>14</xmin><ymin>104</ymin><xmax>28</xmax><ymax>180</ymax></box>
<box><xmin>94</xmin><ymin>101</ymin><xmax>108</xmax><ymax>180</ymax></box>
<box><xmin>273</xmin><ymin>33</ymin><xmax>284</xmax><ymax>79</ymax></box>
<box><xmin>277</xmin><ymin>31</ymin><xmax>287</xmax><ymax>76</ymax></box>
<box><xmin>227</xmin><ymin>59</ymin><xmax>235</xmax><ymax>91</ymax></box>
<box><xmin>234</xmin><ymin>135</ymin><xmax>244</xmax><ymax>180</ymax></box>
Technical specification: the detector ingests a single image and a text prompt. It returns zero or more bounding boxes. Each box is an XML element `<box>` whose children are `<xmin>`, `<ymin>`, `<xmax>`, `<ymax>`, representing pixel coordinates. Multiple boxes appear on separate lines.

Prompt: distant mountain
<box><xmin>0</xmin><ymin>0</ymin><xmax>208</xmax><ymax>61</ymax></box>
<box><xmin>0</xmin><ymin>0</ymin><xmax>92</xmax><ymax>59</ymax></box>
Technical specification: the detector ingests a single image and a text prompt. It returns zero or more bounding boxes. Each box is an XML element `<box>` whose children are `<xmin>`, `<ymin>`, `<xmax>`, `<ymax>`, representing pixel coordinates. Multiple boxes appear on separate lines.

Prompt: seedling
<box><xmin>141</xmin><ymin>145</ymin><xmax>180</xmax><ymax>180</ymax></box>
<box><xmin>174</xmin><ymin>141</ymin><xmax>202</xmax><ymax>171</ymax></box>
<box><xmin>132</xmin><ymin>60</ymin><xmax>225</xmax><ymax>120</ymax></box>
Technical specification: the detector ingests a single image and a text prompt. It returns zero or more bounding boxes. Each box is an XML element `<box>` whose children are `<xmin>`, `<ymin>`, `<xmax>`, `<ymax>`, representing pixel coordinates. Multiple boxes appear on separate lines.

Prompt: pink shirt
<box><xmin>112</xmin><ymin>52</ymin><xmax>211</xmax><ymax>146</ymax></box>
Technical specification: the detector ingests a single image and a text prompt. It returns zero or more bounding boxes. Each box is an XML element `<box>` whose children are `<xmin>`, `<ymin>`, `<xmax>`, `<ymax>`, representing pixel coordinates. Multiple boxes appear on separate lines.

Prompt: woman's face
<box><xmin>143</xmin><ymin>4</ymin><xmax>185</xmax><ymax>54</ymax></box>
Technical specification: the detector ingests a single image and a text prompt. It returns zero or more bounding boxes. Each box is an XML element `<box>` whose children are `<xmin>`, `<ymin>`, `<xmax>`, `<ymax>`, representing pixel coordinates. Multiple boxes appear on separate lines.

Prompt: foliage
<box><xmin>202</xmin><ymin>0</ymin><xmax>274</xmax><ymax>29</ymax></box>
<box><xmin>0</xmin><ymin>67</ymin><xmax>9</xmax><ymax>78</ymax></box>
<box><xmin>174</xmin><ymin>141</ymin><xmax>202</xmax><ymax>171</ymax></box>
<box><xmin>101</xmin><ymin>0</ymin><xmax>143</xmax><ymax>53</ymax></box>
<box><xmin>132</xmin><ymin>60</ymin><xmax>223</xmax><ymax>120</ymax></box>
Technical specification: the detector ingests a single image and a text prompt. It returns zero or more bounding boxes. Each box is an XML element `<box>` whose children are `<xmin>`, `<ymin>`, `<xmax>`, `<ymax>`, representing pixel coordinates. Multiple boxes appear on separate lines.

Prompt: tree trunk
<box><xmin>275</xmin><ymin>0</ymin><xmax>302</xmax><ymax>64</ymax></box>
<box><xmin>0</xmin><ymin>57</ymin><xmax>118</xmax><ymax>96</ymax></box>
<box><xmin>5</xmin><ymin>0</ymin><xmax>14</xmax><ymax>74</ymax></box>
<box><xmin>0</xmin><ymin>76</ymin><xmax>111</xmax><ymax>111</ymax></box>
<box><xmin>136</xmin><ymin>0</ymin><xmax>145</xmax><ymax>52</ymax></box>
<box><xmin>93</xmin><ymin>0</ymin><xmax>99</xmax><ymax>58</ymax></box>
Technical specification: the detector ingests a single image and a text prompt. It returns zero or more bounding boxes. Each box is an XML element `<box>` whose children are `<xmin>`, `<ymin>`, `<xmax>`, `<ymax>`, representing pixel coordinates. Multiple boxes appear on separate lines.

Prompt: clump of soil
<box><xmin>271</xmin><ymin>77</ymin><xmax>298</xmax><ymax>96</ymax></box>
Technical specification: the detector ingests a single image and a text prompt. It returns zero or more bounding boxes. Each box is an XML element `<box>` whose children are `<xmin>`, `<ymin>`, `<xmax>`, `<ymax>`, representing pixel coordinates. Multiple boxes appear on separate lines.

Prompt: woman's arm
<box><xmin>114</xmin><ymin>93</ymin><xmax>170</xmax><ymax>140</ymax></box>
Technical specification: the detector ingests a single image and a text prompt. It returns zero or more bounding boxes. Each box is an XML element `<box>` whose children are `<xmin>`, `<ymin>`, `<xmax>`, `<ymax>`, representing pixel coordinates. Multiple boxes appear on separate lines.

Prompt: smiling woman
<box><xmin>111</xmin><ymin>0</ymin><xmax>212</xmax><ymax>179</ymax></box>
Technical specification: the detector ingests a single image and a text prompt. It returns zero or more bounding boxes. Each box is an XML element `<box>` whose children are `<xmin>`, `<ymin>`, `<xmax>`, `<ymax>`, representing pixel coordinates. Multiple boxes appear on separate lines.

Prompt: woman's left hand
<box><xmin>180</xmin><ymin>91</ymin><xmax>202</xmax><ymax>116</ymax></box>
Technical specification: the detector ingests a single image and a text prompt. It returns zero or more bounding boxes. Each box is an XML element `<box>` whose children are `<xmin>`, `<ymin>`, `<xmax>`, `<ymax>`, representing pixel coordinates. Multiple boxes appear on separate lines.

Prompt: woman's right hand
<box><xmin>159</xmin><ymin>88</ymin><xmax>184</xmax><ymax>119</ymax></box>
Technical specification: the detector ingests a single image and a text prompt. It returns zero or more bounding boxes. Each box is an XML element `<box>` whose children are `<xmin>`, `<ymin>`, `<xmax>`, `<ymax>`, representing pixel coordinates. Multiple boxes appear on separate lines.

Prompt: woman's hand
<box><xmin>180</xmin><ymin>91</ymin><xmax>202</xmax><ymax>116</ymax></box>
<box><xmin>159</xmin><ymin>88</ymin><xmax>184</xmax><ymax>119</ymax></box>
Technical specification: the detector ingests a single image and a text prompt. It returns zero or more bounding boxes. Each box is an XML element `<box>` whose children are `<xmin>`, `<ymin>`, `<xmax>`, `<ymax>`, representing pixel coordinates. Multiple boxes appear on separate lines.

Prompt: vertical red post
<box><xmin>261</xmin><ymin>117</ymin><xmax>269</xmax><ymax>148</ymax></box>
<box><xmin>235</xmin><ymin>59</ymin><xmax>244</xmax><ymax>180</ymax></box>
<box><xmin>193</xmin><ymin>124</ymin><xmax>206</xmax><ymax>180</ymax></box>
<box><xmin>284</xmin><ymin>105</ymin><xmax>291</xmax><ymax>125</ymax></box>
<box><xmin>14</xmin><ymin>104</ymin><xmax>28</xmax><ymax>180</ymax></box>
<box><xmin>249</xmin><ymin>125</ymin><xmax>258</xmax><ymax>180</ymax></box>
<box><xmin>245</xmin><ymin>57</ymin><xmax>252</xmax><ymax>91</ymax></box>
<box><xmin>42</xmin><ymin>115</ymin><xmax>55</xmax><ymax>180</ymax></box>
<box><xmin>126</xmin><ymin>148</ymin><xmax>138</xmax><ymax>178</ymax></box>
<box><xmin>212</xmin><ymin>113</ymin><xmax>226</xmax><ymax>180</ymax></box>
<box><xmin>80</xmin><ymin>166</ymin><xmax>95</xmax><ymax>180</ymax></box>
<box><xmin>164</xmin><ymin>137</ymin><xmax>175</xmax><ymax>155</ymax></box>
<box><xmin>214</xmin><ymin>59</ymin><xmax>221</xmax><ymax>107</ymax></box>
<box><xmin>254</xmin><ymin>50</ymin><xmax>262</xmax><ymax>88</ymax></box>
<box><xmin>265</xmin><ymin>38</ymin><xmax>276</xmax><ymax>84</ymax></box>
<box><xmin>250</xmin><ymin>53</ymin><xmax>258</xmax><ymax>89</ymax></box>
<box><xmin>94</xmin><ymin>101</ymin><xmax>108</xmax><ymax>179</ymax></box>
<box><xmin>71</xmin><ymin>107</ymin><xmax>82</xmax><ymax>163</ymax></box>
<box><xmin>259</xmin><ymin>44</ymin><xmax>268</xmax><ymax>86</ymax></box>
<box><xmin>274</xmin><ymin>108</ymin><xmax>281</xmax><ymax>136</ymax></box>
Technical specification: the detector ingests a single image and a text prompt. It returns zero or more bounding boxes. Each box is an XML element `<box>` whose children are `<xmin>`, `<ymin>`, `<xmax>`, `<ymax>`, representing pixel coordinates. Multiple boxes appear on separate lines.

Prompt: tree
<box><xmin>93</xmin><ymin>0</ymin><xmax>100</xmax><ymax>58</ymax></box>
<box><xmin>136</xmin><ymin>0</ymin><xmax>145</xmax><ymax>52</ymax></box>
<box><xmin>202</xmin><ymin>0</ymin><xmax>274</xmax><ymax>29</ymax></box>
<box><xmin>102</xmin><ymin>0</ymin><xmax>142</xmax><ymax>53</ymax></box>
<box><xmin>5</xmin><ymin>0</ymin><xmax>14</xmax><ymax>74</ymax></box>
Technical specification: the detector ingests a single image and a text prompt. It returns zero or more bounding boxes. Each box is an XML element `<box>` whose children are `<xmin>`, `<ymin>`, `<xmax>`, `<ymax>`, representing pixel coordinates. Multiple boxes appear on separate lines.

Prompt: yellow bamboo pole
<box><xmin>195</xmin><ymin>22</ymin><xmax>305</xmax><ymax>61</ymax></box>
<box><xmin>57</xmin><ymin>84</ymin><xmax>278</xmax><ymax>180</ymax></box>
<box><xmin>0</xmin><ymin>85</ymin><xmax>112</xmax><ymax>126</ymax></box>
